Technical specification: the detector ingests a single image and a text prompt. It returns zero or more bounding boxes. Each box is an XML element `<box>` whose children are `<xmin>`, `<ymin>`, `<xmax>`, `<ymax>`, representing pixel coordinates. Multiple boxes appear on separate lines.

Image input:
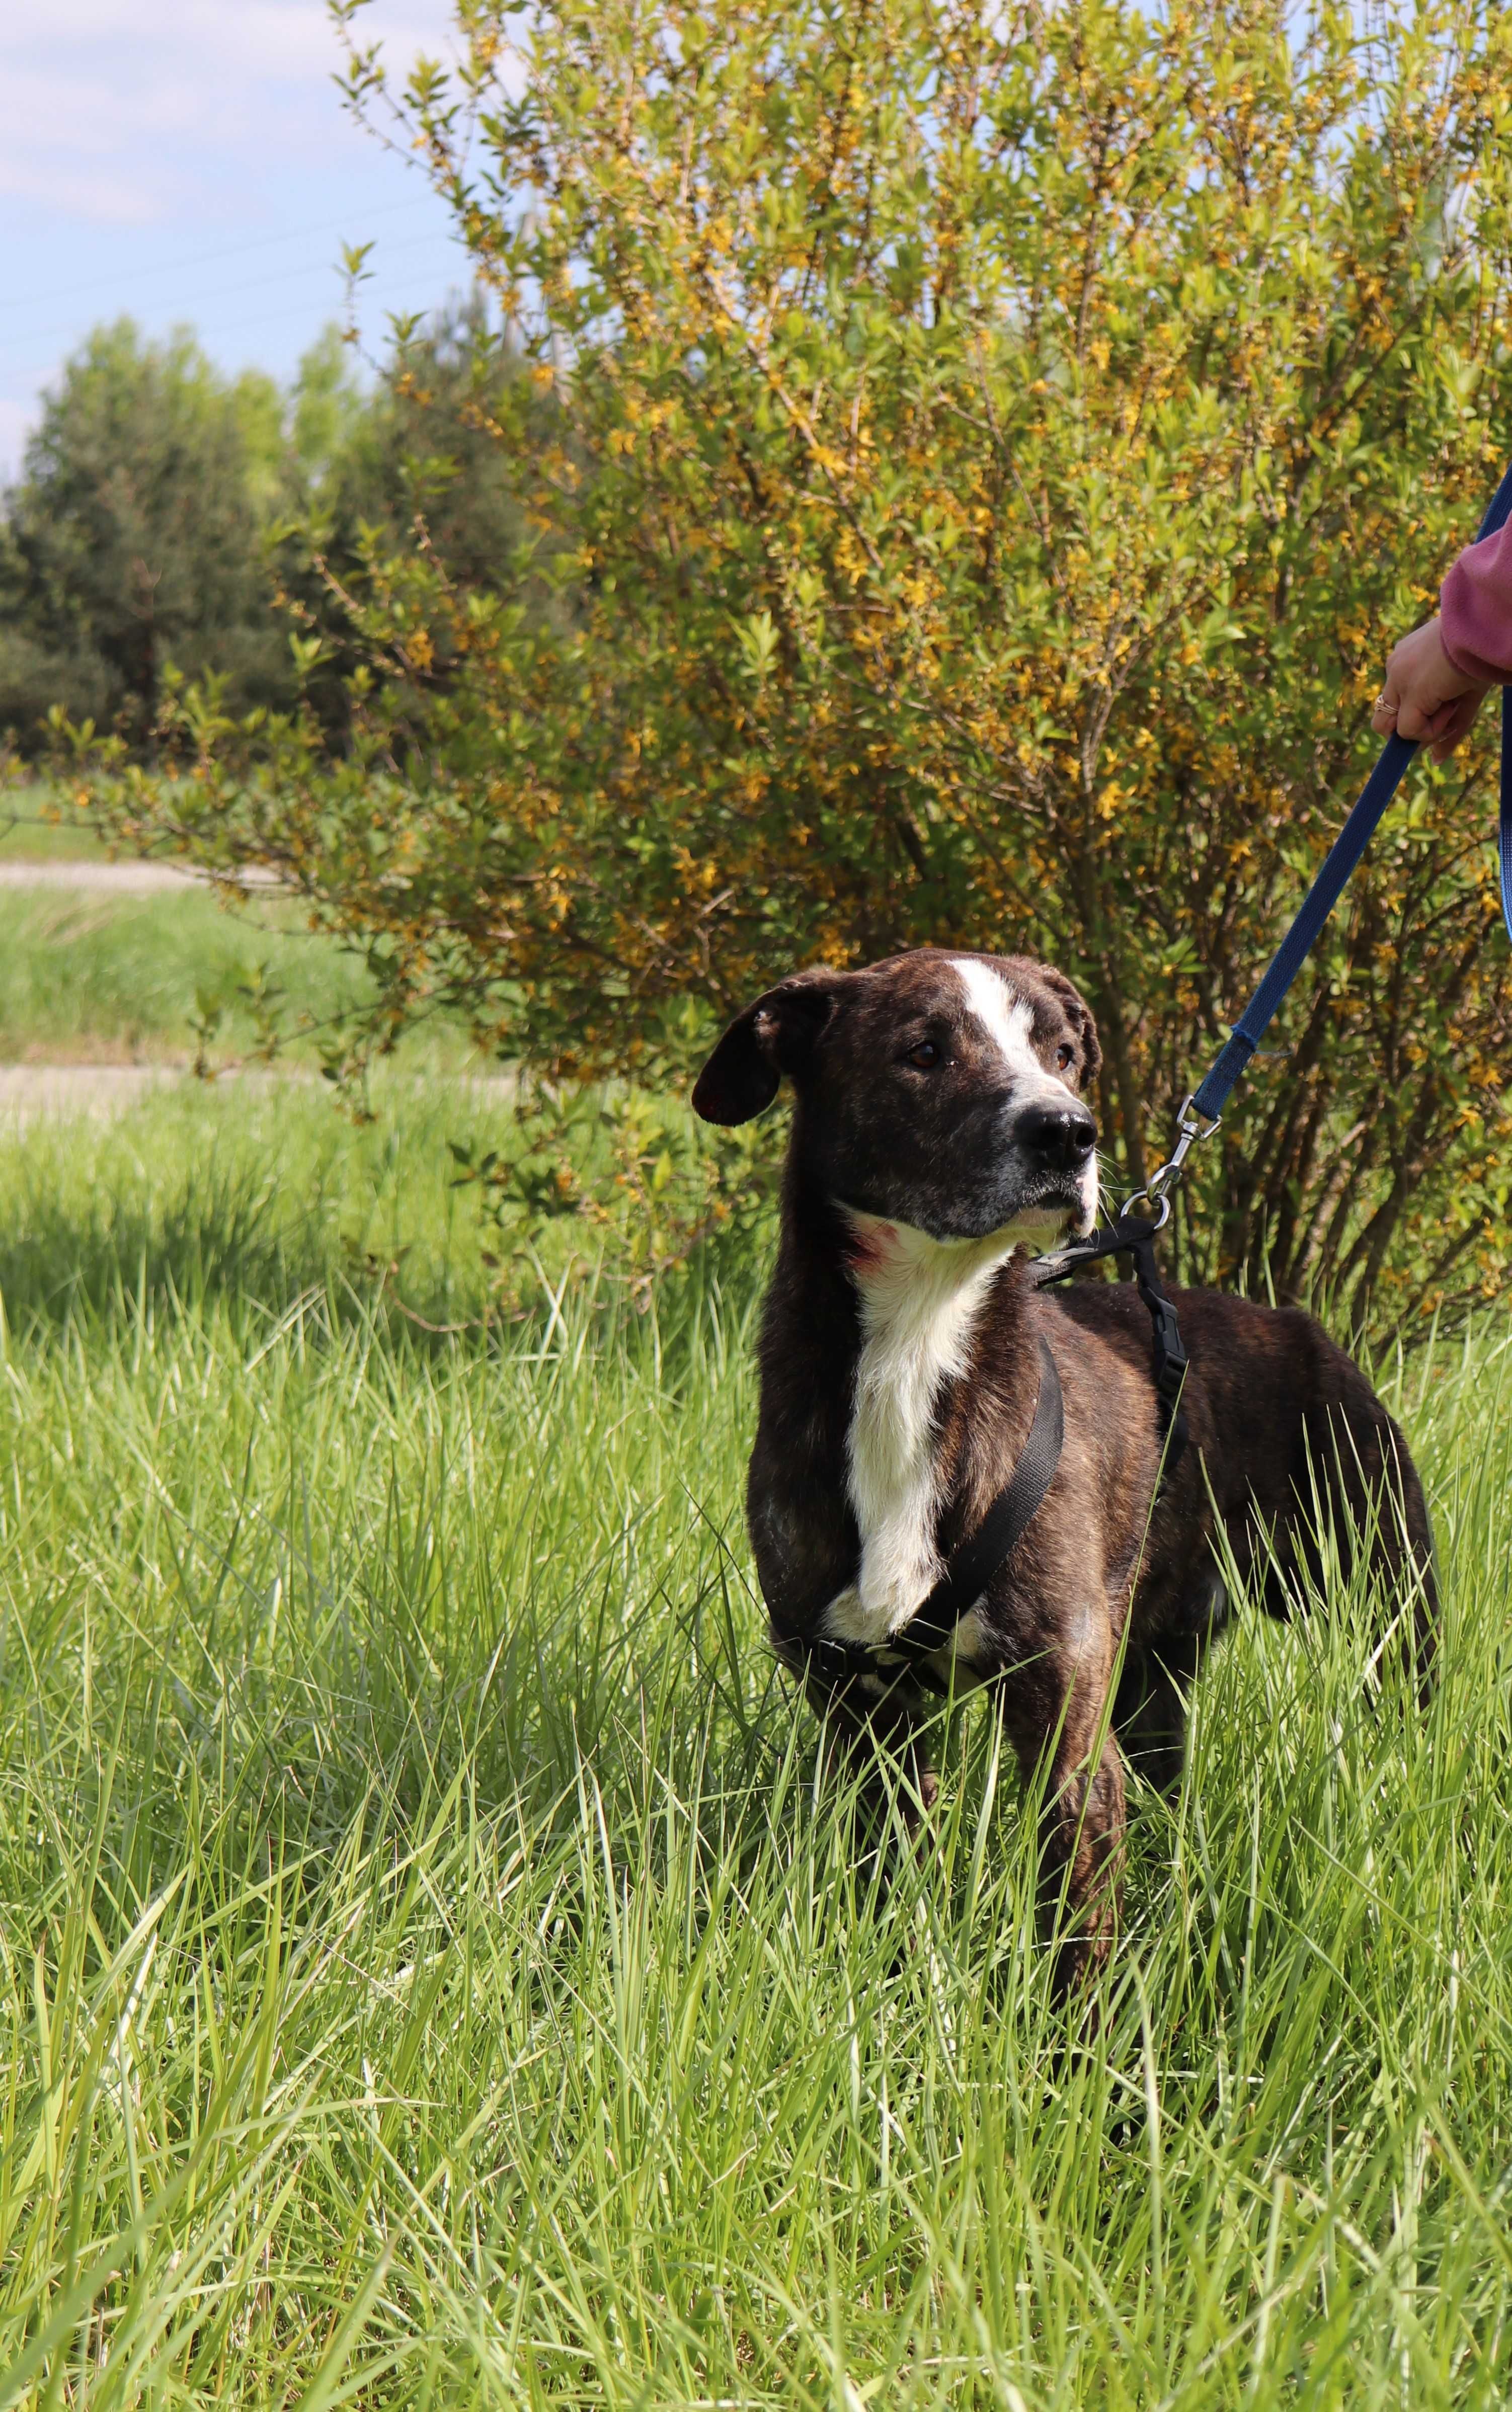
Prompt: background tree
<box><xmin>0</xmin><ymin>298</ymin><xmax>545</xmax><ymax>758</ymax></box>
<box><xmin>0</xmin><ymin>322</ymin><xmax>298</xmax><ymax>749</ymax></box>
<box><xmin>78</xmin><ymin>0</ymin><xmax>1512</xmax><ymax>1328</ymax></box>
<box><xmin>330</xmin><ymin>294</ymin><xmax>536</xmax><ymax>591</ymax></box>
<box><xmin>273</xmin><ymin>295</ymin><xmax>558</xmax><ymax>743</ymax></box>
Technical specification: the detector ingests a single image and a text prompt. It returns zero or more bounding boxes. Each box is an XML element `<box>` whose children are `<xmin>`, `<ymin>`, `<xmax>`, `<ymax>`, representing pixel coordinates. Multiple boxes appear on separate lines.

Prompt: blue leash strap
<box><xmin>1189</xmin><ymin>454</ymin><xmax>1512</xmax><ymax>1129</ymax></box>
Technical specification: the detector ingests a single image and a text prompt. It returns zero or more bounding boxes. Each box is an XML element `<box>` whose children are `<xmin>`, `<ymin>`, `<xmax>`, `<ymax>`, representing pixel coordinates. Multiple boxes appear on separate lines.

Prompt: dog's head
<box><xmin>692</xmin><ymin>948</ymin><xmax>1101</xmax><ymax>1244</ymax></box>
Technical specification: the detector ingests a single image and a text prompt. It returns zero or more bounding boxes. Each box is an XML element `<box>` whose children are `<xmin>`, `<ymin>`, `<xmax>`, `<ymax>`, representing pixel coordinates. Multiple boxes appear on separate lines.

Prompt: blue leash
<box><xmin>1134</xmin><ymin>456</ymin><xmax>1512</xmax><ymax>1208</ymax></box>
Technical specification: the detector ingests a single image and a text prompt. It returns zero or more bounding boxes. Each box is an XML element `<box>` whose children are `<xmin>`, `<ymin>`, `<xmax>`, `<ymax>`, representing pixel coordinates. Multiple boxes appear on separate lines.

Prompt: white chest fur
<box><xmin>824</xmin><ymin>1219</ymin><xmax>1016</xmax><ymax>1648</ymax></box>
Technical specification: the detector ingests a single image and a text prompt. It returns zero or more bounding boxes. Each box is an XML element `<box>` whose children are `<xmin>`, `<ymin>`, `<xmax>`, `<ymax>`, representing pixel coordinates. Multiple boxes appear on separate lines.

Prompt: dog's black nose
<box><xmin>1017</xmin><ymin>1100</ymin><xmax>1096</xmax><ymax>1172</ymax></box>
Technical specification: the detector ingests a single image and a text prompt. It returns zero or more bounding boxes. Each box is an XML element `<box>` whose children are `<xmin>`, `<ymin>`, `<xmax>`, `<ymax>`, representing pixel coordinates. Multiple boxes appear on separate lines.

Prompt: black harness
<box><xmin>801</xmin><ymin>1212</ymin><xmax>1187</xmax><ymax>1699</ymax></box>
<box><xmin>1033</xmin><ymin>1204</ymin><xmax>1189</xmax><ymax>1476</ymax></box>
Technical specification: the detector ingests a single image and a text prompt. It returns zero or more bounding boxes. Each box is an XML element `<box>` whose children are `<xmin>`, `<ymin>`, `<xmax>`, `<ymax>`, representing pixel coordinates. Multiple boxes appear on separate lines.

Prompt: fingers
<box><xmin>1371</xmin><ymin>675</ymin><xmax>1401</xmax><ymax>738</ymax></box>
<box><xmin>1372</xmin><ymin>617</ymin><xmax>1489</xmax><ymax>755</ymax></box>
<box><xmin>1428</xmin><ymin>689</ymin><xmax>1488</xmax><ymax>763</ymax></box>
<box><xmin>1390</xmin><ymin>626</ymin><xmax>1446</xmax><ymax>742</ymax></box>
<box><xmin>1395</xmin><ymin>694</ymin><xmax>1438</xmax><ymax>743</ymax></box>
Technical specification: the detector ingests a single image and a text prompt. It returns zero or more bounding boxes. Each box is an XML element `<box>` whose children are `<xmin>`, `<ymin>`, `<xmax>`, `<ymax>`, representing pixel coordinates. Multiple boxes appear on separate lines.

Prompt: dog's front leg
<box><xmin>773</xmin><ymin>1625</ymin><xmax>939</xmax><ymax>1830</ymax></box>
<box><xmin>1000</xmin><ymin>1639</ymin><xmax>1126</xmax><ymax>1997</ymax></box>
<box><xmin>807</xmin><ymin>1666</ymin><xmax>939</xmax><ymax>1830</ymax></box>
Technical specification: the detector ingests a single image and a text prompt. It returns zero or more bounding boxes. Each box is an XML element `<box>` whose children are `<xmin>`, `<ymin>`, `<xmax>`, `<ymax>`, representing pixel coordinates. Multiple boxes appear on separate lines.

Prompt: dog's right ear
<box><xmin>691</xmin><ymin>974</ymin><xmax>840</xmax><ymax>1125</ymax></box>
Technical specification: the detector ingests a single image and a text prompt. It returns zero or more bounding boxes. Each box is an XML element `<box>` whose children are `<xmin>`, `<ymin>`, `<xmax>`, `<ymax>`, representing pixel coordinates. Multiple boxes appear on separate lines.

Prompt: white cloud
<box><xmin>0</xmin><ymin>0</ymin><xmax>488</xmax><ymax>474</ymax></box>
<box><xmin>0</xmin><ymin>0</ymin><xmax>463</xmax><ymax>226</ymax></box>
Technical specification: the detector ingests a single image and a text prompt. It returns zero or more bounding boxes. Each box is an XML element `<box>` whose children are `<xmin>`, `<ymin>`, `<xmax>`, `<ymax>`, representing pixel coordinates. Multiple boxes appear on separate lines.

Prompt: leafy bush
<box><xmin>77</xmin><ymin>0</ymin><xmax>1512</xmax><ymax>1327</ymax></box>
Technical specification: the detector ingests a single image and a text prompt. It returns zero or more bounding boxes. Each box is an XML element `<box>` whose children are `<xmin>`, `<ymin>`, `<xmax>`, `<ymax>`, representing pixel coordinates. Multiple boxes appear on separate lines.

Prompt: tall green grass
<box><xmin>0</xmin><ymin>886</ymin><xmax>399</xmax><ymax>1069</ymax></box>
<box><xmin>0</xmin><ymin>1078</ymin><xmax>519</xmax><ymax>1333</ymax></box>
<box><xmin>1</xmin><ymin>1085</ymin><xmax>1509</xmax><ymax>2406</ymax></box>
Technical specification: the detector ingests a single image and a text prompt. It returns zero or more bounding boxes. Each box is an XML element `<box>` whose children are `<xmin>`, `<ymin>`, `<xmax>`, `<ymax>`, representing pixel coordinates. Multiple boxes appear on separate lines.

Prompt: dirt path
<box><xmin>0</xmin><ymin>861</ymin><xmax>281</xmax><ymax>895</ymax></box>
<box><xmin>0</xmin><ymin>1062</ymin><xmax>517</xmax><ymax>1124</ymax></box>
<box><xmin>0</xmin><ymin>1065</ymin><xmax>189</xmax><ymax>1120</ymax></box>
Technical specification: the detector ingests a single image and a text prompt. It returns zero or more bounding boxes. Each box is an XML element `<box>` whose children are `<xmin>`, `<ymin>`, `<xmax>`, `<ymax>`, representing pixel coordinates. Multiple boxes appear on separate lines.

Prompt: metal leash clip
<box><xmin>1121</xmin><ymin>1093</ymin><xmax>1222</xmax><ymax>1224</ymax></box>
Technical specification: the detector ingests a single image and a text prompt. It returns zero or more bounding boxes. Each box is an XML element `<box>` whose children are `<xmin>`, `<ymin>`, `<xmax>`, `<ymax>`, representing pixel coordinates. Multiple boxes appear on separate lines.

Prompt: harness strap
<box><xmin>1032</xmin><ymin>1210</ymin><xmax>1189</xmax><ymax>1486</ymax></box>
<box><xmin>804</xmin><ymin>1335</ymin><xmax>1063</xmax><ymax>1699</ymax></box>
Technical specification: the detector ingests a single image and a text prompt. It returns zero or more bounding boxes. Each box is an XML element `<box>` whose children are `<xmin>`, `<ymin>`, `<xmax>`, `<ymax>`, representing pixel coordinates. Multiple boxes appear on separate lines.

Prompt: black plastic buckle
<box><xmin>804</xmin><ymin>1636</ymin><xmax>869</xmax><ymax>1691</ymax></box>
<box><xmin>800</xmin><ymin>1632</ymin><xmax>944</xmax><ymax>1700</ymax></box>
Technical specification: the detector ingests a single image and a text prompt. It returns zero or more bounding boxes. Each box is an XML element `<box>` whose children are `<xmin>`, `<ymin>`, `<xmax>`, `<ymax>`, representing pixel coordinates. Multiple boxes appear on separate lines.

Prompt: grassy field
<box><xmin>0</xmin><ymin>884</ymin><xmax>393</xmax><ymax>1070</ymax></box>
<box><xmin>0</xmin><ymin>787</ymin><xmax>112</xmax><ymax>862</ymax></box>
<box><xmin>0</xmin><ymin>779</ymin><xmax>476</xmax><ymax>1071</ymax></box>
<box><xmin>0</xmin><ymin>813</ymin><xmax>1507</xmax><ymax>2405</ymax></box>
<box><xmin>0</xmin><ymin>1063</ymin><xmax>1508</xmax><ymax>2409</ymax></box>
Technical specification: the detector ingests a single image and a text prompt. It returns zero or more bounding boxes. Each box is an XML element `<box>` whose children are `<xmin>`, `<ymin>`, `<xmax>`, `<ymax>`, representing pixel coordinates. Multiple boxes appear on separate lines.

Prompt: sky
<box><xmin>0</xmin><ymin>1</ymin><xmax>483</xmax><ymax>477</ymax></box>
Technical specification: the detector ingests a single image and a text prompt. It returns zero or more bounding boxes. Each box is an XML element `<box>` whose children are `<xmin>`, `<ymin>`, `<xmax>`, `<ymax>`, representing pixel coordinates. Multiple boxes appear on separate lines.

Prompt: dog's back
<box><xmin>1052</xmin><ymin>1278</ymin><xmax>1437</xmax><ymax>1660</ymax></box>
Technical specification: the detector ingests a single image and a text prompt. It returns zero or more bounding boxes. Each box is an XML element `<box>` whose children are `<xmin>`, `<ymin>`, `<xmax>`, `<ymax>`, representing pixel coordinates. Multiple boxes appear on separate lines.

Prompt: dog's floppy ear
<box><xmin>692</xmin><ymin>973</ymin><xmax>840</xmax><ymax>1125</ymax></box>
<box><xmin>1039</xmin><ymin>968</ymin><xmax>1102</xmax><ymax>1088</ymax></box>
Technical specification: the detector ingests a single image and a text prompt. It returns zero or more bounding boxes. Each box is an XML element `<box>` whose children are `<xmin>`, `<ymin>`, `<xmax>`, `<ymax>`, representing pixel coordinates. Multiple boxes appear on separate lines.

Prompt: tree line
<box><xmin>0</xmin><ymin>298</ymin><xmax>531</xmax><ymax>756</ymax></box>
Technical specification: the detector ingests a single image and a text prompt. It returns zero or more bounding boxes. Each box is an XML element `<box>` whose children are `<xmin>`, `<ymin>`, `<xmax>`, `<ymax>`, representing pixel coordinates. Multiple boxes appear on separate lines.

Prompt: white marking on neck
<box><xmin>824</xmin><ymin>1213</ymin><xmax>1025</xmax><ymax>1648</ymax></box>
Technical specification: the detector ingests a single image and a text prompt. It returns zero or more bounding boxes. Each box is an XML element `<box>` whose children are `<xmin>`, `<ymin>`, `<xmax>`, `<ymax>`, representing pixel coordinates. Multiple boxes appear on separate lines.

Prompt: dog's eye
<box><xmin>907</xmin><ymin>1041</ymin><xmax>942</xmax><ymax>1070</ymax></box>
<box><xmin>1056</xmin><ymin>1043</ymin><xmax>1076</xmax><ymax>1071</ymax></box>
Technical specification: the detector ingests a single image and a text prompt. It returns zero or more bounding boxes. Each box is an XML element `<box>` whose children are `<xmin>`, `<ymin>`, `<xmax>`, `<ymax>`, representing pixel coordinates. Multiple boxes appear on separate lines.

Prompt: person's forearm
<box><xmin>1442</xmin><ymin>517</ymin><xmax>1512</xmax><ymax>685</ymax></box>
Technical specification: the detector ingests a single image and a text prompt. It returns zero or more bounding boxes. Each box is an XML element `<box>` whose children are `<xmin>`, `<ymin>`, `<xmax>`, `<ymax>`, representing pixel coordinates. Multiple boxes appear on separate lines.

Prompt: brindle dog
<box><xmin>693</xmin><ymin>947</ymin><xmax>1437</xmax><ymax>1990</ymax></box>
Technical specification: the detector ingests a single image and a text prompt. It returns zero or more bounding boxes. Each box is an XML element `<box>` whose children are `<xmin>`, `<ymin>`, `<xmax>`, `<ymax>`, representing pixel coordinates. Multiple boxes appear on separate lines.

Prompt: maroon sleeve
<box><xmin>1442</xmin><ymin>519</ymin><xmax>1512</xmax><ymax>685</ymax></box>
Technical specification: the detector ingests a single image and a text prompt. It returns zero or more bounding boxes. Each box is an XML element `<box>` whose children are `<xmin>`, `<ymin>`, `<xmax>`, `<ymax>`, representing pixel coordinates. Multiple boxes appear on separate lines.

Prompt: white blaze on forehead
<box><xmin>948</xmin><ymin>954</ymin><xmax>1100</xmax><ymax>1232</ymax></box>
<box><xmin>951</xmin><ymin>958</ymin><xmax>1052</xmax><ymax>1086</ymax></box>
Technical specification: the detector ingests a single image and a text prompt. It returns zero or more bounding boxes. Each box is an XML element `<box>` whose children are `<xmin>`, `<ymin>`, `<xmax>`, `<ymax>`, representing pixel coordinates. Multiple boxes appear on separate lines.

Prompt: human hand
<box><xmin>1372</xmin><ymin>617</ymin><xmax>1490</xmax><ymax>762</ymax></box>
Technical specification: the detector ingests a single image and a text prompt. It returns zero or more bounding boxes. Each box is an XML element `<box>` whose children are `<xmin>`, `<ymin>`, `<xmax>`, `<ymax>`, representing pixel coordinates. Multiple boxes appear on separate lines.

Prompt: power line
<box><xmin>0</xmin><ymin>273</ymin><xmax>488</xmax><ymax>400</ymax></box>
<box><xmin>0</xmin><ymin>195</ymin><xmax>451</xmax><ymax>317</ymax></box>
<box><xmin>0</xmin><ymin>229</ymin><xmax>469</xmax><ymax>371</ymax></box>
<box><xmin>190</xmin><ymin>276</ymin><xmax>484</xmax><ymax>354</ymax></box>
